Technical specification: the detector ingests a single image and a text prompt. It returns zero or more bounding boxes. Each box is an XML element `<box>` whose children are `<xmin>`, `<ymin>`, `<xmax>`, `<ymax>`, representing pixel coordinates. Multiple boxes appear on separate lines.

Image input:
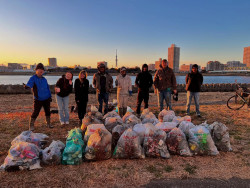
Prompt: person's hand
<box><xmin>173</xmin><ymin>90</ymin><xmax>177</xmax><ymax>94</ymax></box>
<box><xmin>55</xmin><ymin>87</ymin><xmax>60</xmax><ymax>93</ymax></box>
<box><xmin>129</xmin><ymin>91</ymin><xmax>133</xmax><ymax>96</ymax></box>
<box><xmin>69</xmin><ymin>80</ymin><xmax>73</xmax><ymax>85</ymax></box>
<box><xmin>76</xmin><ymin>100</ymin><xmax>80</xmax><ymax>103</ymax></box>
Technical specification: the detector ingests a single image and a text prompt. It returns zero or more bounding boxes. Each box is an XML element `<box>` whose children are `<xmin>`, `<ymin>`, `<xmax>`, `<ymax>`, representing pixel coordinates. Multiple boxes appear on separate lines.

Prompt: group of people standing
<box><xmin>25</xmin><ymin>60</ymin><xmax>203</xmax><ymax>131</ymax></box>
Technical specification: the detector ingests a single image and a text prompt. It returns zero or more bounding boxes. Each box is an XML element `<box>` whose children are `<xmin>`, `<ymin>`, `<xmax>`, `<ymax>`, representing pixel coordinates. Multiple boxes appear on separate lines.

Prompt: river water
<box><xmin>0</xmin><ymin>75</ymin><xmax>249</xmax><ymax>85</ymax></box>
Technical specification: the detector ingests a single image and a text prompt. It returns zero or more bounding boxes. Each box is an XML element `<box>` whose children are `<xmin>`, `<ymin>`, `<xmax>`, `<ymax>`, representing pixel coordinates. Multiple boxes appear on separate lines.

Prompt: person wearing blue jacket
<box><xmin>24</xmin><ymin>63</ymin><xmax>53</xmax><ymax>131</ymax></box>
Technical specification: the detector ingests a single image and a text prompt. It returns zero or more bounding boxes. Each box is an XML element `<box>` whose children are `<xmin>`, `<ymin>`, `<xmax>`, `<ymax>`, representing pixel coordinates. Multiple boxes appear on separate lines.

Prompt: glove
<box><xmin>129</xmin><ymin>91</ymin><xmax>133</xmax><ymax>96</ymax></box>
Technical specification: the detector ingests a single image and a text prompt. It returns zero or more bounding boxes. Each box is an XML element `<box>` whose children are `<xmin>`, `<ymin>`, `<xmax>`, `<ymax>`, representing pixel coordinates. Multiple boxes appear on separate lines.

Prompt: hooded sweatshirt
<box><xmin>56</xmin><ymin>75</ymin><xmax>73</xmax><ymax>97</ymax></box>
<box><xmin>135</xmin><ymin>64</ymin><xmax>153</xmax><ymax>91</ymax></box>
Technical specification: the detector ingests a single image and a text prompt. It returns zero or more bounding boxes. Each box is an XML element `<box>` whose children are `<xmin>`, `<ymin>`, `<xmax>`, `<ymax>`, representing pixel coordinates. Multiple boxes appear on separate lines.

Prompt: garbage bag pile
<box><xmin>42</xmin><ymin>140</ymin><xmax>65</xmax><ymax>165</ymax></box>
<box><xmin>62</xmin><ymin>128</ymin><xmax>85</xmax><ymax>165</ymax></box>
<box><xmin>1</xmin><ymin>109</ymin><xmax>234</xmax><ymax>171</ymax></box>
<box><xmin>85</xmin><ymin>128</ymin><xmax>112</xmax><ymax>160</ymax></box>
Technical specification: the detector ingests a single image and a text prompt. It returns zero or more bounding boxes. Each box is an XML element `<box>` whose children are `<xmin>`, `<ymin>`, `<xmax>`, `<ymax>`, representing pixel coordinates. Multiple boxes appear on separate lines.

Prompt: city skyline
<box><xmin>0</xmin><ymin>0</ymin><xmax>250</xmax><ymax>67</ymax></box>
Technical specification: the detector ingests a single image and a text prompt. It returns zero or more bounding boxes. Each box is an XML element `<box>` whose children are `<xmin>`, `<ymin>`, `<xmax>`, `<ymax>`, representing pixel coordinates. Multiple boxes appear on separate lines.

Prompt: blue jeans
<box><xmin>186</xmin><ymin>91</ymin><xmax>200</xmax><ymax>115</ymax></box>
<box><xmin>56</xmin><ymin>95</ymin><xmax>69</xmax><ymax>123</ymax></box>
<box><xmin>97</xmin><ymin>92</ymin><xmax>109</xmax><ymax>114</ymax></box>
<box><xmin>159</xmin><ymin>90</ymin><xmax>172</xmax><ymax>111</ymax></box>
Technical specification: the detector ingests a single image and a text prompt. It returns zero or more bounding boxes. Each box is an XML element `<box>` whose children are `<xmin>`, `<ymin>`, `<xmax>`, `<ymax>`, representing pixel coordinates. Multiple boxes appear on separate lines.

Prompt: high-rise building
<box><xmin>155</xmin><ymin>58</ymin><xmax>162</xmax><ymax>70</ymax></box>
<box><xmin>48</xmin><ymin>58</ymin><xmax>57</xmax><ymax>67</ymax></box>
<box><xmin>148</xmin><ymin>64</ymin><xmax>155</xmax><ymax>71</ymax></box>
<box><xmin>168</xmin><ymin>44</ymin><xmax>180</xmax><ymax>72</ymax></box>
<box><xmin>243</xmin><ymin>46</ymin><xmax>250</xmax><ymax>68</ymax></box>
<box><xmin>206</xmin><ymin>61</ymin><xmax>224</xmax><ymax>71</ymax></box>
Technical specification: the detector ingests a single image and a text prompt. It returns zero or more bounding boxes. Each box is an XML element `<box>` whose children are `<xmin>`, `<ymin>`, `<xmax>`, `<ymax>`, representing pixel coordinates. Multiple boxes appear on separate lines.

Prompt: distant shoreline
<box><xmin>0</xmin><ymin>72</ymin><xmax>249</xmax><ymax>76</ymax></box>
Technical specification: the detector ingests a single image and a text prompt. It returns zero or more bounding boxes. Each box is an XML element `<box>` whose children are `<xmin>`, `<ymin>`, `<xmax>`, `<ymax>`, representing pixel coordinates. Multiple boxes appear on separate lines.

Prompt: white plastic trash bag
<box><xmin>207</xmin><ymin>122</ymin><xmax>232</xmax><ymax>152</ymax></box>
<box><xmin>81</xmin><ymin>113</ymin><xmax>103</xmax><ymax>131</ymax></box>
<box><xmin>133</xmin><ymin>124</ymin><xmax>146</xmax><ymax>145</ymax></box>
<box><xmin>143</xmin><ymin>128</ymin><xmax>170</xmax><ymax>159</ymax></box>
<box><xmin>122</xmin><ymin>111</ymin><xmax>134</xmax><ymax>122</ymax></box>
<box><xmin>155</xmin><ymin>122</ymin><xmax>178</xmax><ymax>133</ymax></box>
<box><xmin>91</xmin><ymin>105</ymin><xmax>98</xmax><ymax>112</ymax></box>
<box><xmin>178</xmin><ymin>121</ymin><xmax>196</xmax><ymax>137</ymax></box>
<box><xmin>42</xmin><ymin>140</ymin><xmax>65</xmax><ymax>165</ymax></box>
<box><xmin>166</xmin><ymin>128</ymin><xmax>192</xmax><ymax>156</ymax></box>
<box><xmin>113</xmin><ymin>128</ymin><xmax>145</xmax><ymax>159</ymax></box>
<box><xmin>158</xmin><ymin>110</ymin><xmax>175</xmax><ymax>122</ymax></box>
<box><xmin>11</xmin><ymin>131</ymin><xmax>48</xmax><ymax>148</ymax></box>
<box><xmin>105</xmin><ymin>116</ymin><xmax>123</xmax><ymax>132</ymax></box>
<box><xmin>1</xmin><ymin>141</ymin><xmax>41</xmax><ymax>171</ymax></box>
<box><xmin>84</xmin><ymin>124</ymin><xmax>106</xmax><ymax>143</ymax></box>
<box><xmin>85</xmin><ymin>128</ymin><xmax>112</xmax><ymax>160</ymax></box>
<box><xmin>127</xmin><ymin>106</ymin><xmax>134</xmax><ymax>113</ymax></box>
<box><xmin>188</xmin><ymin>126</ymin><xmax>219</xmax><ymax>156</ymax></box>
<box><xmin>125</xmin><ymin>115</ymin><xmax>141</xmax><ymax>126</ymax></box>
<box><xmin>103</xmin><ymin>110</ymin><xmax>120</xmax><ymax>119</ymax></box>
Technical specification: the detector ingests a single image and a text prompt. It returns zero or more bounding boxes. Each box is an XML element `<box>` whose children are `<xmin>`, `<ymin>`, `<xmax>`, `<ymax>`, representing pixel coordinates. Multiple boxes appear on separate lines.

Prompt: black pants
<box><xmin>31</xmin><ymin>99</ymin><xmax>51</xmax><ymax>119</ymax></box>
<box><xmin>77</xmin><ymin>101</ymin><xmax>87</xmax><ymax>120</ymax></box>
<box><xmin>136</xmin><ymin>90</ymin><xmax>149</xmax><ymax>114</ymax></box>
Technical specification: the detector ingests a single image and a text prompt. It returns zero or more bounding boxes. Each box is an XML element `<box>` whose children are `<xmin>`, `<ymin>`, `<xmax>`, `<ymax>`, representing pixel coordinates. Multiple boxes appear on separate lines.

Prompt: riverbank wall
<box><xmin>0</xmin><ymin>83</ymin><xmax>249</xmax><ymax>94</ymax></box>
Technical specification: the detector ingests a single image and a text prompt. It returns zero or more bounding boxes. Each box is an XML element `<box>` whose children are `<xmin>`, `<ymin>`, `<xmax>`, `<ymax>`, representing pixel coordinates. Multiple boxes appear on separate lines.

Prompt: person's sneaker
<box><xmin>60</xmin><ymin>122</ymin><xmax>65</xmax><ymax>125</ymax></box>
<box><xmin>65</xmin><ymin>121</ymin><xmax>69</xmax><ymax>125</ymax></box>
<box><xmin>197</xmin><ymin>114</ymin><xmax>202</xmax><ymax>118</ymax></box>
<box><xmin>186</xmin><ymin>113</ymin><xmax>190</xmax><ymax>116</ymax></box>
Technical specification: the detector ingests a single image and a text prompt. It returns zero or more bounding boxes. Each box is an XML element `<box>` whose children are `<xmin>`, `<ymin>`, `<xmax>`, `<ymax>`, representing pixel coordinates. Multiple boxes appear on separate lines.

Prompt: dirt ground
<box><xmin>0</xmin><ymin>92</ymin><xmax>249</xmax><ymax>188</ymax></box>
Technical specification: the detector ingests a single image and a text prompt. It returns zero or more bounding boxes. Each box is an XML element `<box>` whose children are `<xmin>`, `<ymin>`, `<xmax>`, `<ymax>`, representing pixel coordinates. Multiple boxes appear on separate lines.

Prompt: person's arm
<box><xmin>109</xmin><ymin>75</ymin><xmax>113</xmax><ymax>91</ymax></box>
<box><xmin>25</xmin><ymin>76</ymin><xmax>35</xmax><ymax>89</ymax></box>
<box><xmin>171</xmin><ymin>72</ymin><xmax>177</xmax><ymax>91</ymax></box>
<box><xmin>153</xmin><ymin>71</ymin><xmax>159</xmax><ymax>89</ymax></box>
<box><xmin>200</xmin><ymin>74</ymin><xmax>203</xmax><ymax>85</ymax></box>
<box><xmin>74</xmin><ymin>79</ymin><xmax>80</xmax><ymax>102</ymax></box>
<box><xmin>149</xmin><ymin>74</ymin><xmax>153</xmax><ymax>88</ymax></box>
<box><xmin>92</xmin><ymin>74</ymin><xmax>96</xmax><ymax>88</ymax></box>
<box><xmin>86</xmin><ymin>79</ymin><xmax>89</xmax><ymax>94</ymax></box>
<box><xmin>46</xmin><ymin>80</ymin><xmax>52</xmax><ymax>99</ymax></box>
<box><xmin>135</xmin><ymin>73</ymin><xmax>140</xmax><ymax>87</ymax></box>
<box><xmin>115</xmin><ymin>76</ymin><xmax>118</xmax><ymax>87</ymax></box>
<box><xmin>185</xmin><ymin>74</ymin><xmax>189</xmax><ymax>84</ymax></box>
<box><xmin>129</xmin><ymin>77</ymin><xmax>132</xmax><ymax>96</ymax></box>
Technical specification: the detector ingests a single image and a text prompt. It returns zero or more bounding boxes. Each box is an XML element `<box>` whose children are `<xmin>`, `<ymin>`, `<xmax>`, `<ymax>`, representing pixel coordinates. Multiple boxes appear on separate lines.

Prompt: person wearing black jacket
<box><xmin>55</xmin><ymin>72</ymin><xmax>73</xmax><ymax>125</ymax></box>
<box><xmin>185</xmin><ymin>64</ymin><xmax>203</xmax><ymax>117</ymax></box>
<box><xmin>74</xmin><ymin>70</ymin><xmax>89</xmax><ymax>124</ymax></box>
<box><xmin>135</xmin><ymin>64</ymin><xmax>153</xmax><ymax>115</ymax></box>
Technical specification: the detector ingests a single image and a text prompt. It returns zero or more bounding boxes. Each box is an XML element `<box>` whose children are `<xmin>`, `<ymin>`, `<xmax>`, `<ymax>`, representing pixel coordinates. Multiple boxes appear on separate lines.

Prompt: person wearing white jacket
<box><xmin>115</xmin><ymin>67</ymin><xmax>132</xmax><ymax>116</ymax></box>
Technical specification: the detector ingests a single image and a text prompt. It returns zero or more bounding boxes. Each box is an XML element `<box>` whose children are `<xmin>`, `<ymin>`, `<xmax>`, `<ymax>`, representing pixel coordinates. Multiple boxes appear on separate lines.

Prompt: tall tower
<box><xmin>168</xmin><ymin>44</ymin><xmax>180</xmax><ymax>72</ymax></box>
<box><xmin>115</xmin><ymin>49</ymin><xmax>118</xmax><ymax>68</ymax></box>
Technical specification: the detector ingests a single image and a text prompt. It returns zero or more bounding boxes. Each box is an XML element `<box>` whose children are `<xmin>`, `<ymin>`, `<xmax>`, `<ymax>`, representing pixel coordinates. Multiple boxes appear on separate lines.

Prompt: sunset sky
<box><xmin>0</xmin><ymin>0</ymin><xmax>250</xmax><ymax>68</ymax></box>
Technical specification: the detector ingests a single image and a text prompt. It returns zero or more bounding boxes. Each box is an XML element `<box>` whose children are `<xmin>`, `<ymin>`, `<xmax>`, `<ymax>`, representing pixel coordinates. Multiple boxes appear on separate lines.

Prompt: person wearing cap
<box><xmin>185</xmin><ymin>64</ymin><xmax>203</xmax><ymax>117</ymax></box>
<box><xmin>153</xmin><ymin>59</ymin><xmax>177</xmax><ymax>111</ymax></box>
<box><xmin>93</xmin><ymin>63</ymin><xmax>113</xmax><ymax>114</ymax></box>
<box><xmin>135</xmin><ymin>64</ymin><xmax>153</xmax><ymax>115</ymax></box>
<box><xmin>74</xmin><ymin>70</ymin><xmax>89</xmax><ymax>124</ymax></box>
<box><xmin>115</xmin><ymin>67</ymin><xmax>132</xmax><ymax>116</ymax></box>
<box><xmin>24</xmin><ymin>63</ymin><xmax>53</xmax><ymax>131</ymax></box>
<box><xmin>55</xmin><ymin>71</ymin><xmax>73</xmax><ymax>125</ymax></box>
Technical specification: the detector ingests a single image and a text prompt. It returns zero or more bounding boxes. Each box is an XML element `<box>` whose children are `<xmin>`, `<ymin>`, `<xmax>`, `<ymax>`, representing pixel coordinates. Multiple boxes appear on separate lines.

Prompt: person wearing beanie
<box><xmin>185</xmin><ymin>64</ymin><xmax>203</xmax><ymax>117</ymax></box>
<box><xmin>154</xmin><ymin>59</ymin><xmax>177</xmax><ymax>111</ymax></box>
<box><xmin>74</xmin><ymin>70</ymin><xmax>89</xmax><ymax>124</ymax></box>
<box><xmin>55</xmin><ymin>72</ymin><xmax>73</xmax><ymax>125</ymax></box>
<box><xmin>24</xmin><ymin>63</ymin><xmax>53</xmax><ymax>131</ymax></box>
<box><xmin>93</xmin><ymin>63</ymin><xmax>113</xmax><ymax>114</ymax></box>
<box><xmin>135</xmin><ymin>64</ymin><xmax>153</xmax><ymax>115</ymax></box>
<box><xmin>115</xmin><ymin>66</ymin><xmax>132</xmax><ymax>116</ymax></box>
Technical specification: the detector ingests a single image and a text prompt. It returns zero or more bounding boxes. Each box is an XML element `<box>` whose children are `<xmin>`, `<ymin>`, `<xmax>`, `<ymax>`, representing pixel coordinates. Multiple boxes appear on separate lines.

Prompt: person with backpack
<box><xmin>24</xmin><ymin>63</ymin><xmax>53</xmax><ymax>131</ymax></box>
<box><xmin>55</xmin><ymin>72</ymin><xmax>73</xmax><ymax>125</ymax></box>
<box><xmin>74</xmin><ymin>70</ymin><xmax>89</xmax><ymax>124</ymax></box>
<box><xmin>135</xmin><ymin>64</ymin><xmax>153</xmax><ymax>115</ymax></box>
<box><xmin>185</xmin><ymin>64</ymin><xmax>203</xmax><ymax>117</ymax></box>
